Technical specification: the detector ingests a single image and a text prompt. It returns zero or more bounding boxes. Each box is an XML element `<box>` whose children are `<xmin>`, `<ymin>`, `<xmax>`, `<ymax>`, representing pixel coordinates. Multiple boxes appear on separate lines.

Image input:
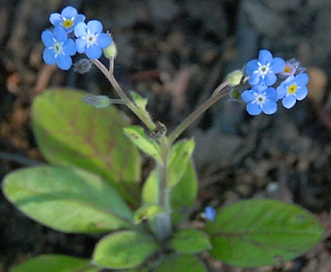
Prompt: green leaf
<box><xmin>155</xmin><ymin>254</ymin><xmax>206</xmax><ymax>272</ymax></box>
<box><xmin>142</xmin><ymin>160</ymin><xmax>197</xmax><ymax>223</ymax></box>
<box><xmin>10</xmin><ymin>254</ymin><xmax>98</xmax><ymax>272</ymax></box>
<box><xmin>169</xmin><ymin>161</ymin><xmax>198</xmax><ymax>223</ymax></box>
<box><xmin>123</xmin><ymin>126</ymin><xmax>161</xmax><ymax>162</ymax></box>
<box><xmin>169</xmin><ymin>229</ymin><xmax>212</xmax><ymax>254</ymax></box>
<box><xmin>32</xmin><ymin>88</ymin><xmax>141</xmax><ymax>203</ymax></box>
<box><xmin>205</xmin><ymin>199</ymin><xmax>324</xmax><ymax>267</ymax></box>
<box><xmin>134</xmin><ymin>204</ymin><xmax>165</xmax><ymax>224</ymax></box>
<box><xmin>168</xmin><ymin>139</ymin><xmax>195</xmax><ymax>188</ymax></box>
<box><xmin>3</xmin><ymin>166</ymin><xmax>133</xmax><ymax>233</ymax></box>
<box><xmin>92</xmin><ymin>230</ymin><xmax>159</xmax><ymax>269</ymax></box>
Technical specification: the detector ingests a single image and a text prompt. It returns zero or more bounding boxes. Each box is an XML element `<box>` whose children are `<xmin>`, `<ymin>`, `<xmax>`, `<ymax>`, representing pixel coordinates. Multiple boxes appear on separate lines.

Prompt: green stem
<box><xmin>154</xmin><ymin>136</ymin><xmax>172</xmax><ymax>241</ymax></box>
<box><xmin>92</xmin><ymin>59</ymin><xmax>156</xmax><ymax>131</ymax></box>
<box><xmin>168</xmin><ymin>81</ymin><xmax>230</xmax><ymax>144</ymax></box>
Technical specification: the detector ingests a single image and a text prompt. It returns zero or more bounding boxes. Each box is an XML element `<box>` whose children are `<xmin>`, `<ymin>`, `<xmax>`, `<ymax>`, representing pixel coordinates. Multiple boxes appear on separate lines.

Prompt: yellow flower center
<box><xmin>288</xmin><ymin>83</ymin><xmax>297</xmax><ymax>94</ymax></box>
<box><xmin>63</xmin><ymin>19</ymin><xmax>73</xmax><ymax>29</ymax></box>
<box><xmin>284</xmin><ymin>66</ymin><xmax>291</xmax><ymax>73</ymax></box>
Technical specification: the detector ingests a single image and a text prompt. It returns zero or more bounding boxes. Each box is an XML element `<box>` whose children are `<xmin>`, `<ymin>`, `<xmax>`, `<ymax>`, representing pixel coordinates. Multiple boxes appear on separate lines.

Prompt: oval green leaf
<box><xmin>134</xmin><ymin>204</ymin><xmax>165</xmax><ymax>224</ymax></box>
<box><xmin>10</xmin><ymin>254</ymin><xmax>98</xmax><ymax>272</ymax></box>
<box><xmin>205</xmin><ymin>199</ymin><xmax>324</xmax><ymax>267</ymax></box>
<box><xmin>168</xmin><ymin>139</ymin><xmax>195</xmax><ymax>188</ymax></box>
<box><xmin>124</xmin><ymin>126</ymin><xmax>161</xmax><ymax>162</ymax></box>
<box><xmin>92</xmin><ymin>230</ymin><xmax>159</xmax><ymax>269</ymax></box>
<box><xmin>155</xmin><ymin>254</ymin><xmax>206</xmax><ymax>272</ymax></box>
<box><xmin>3</xmin><ymin>166</ymin><xmax>133</xmax><ymax>233</ymax></box>
<box><xmin>32</xmin><ymin>88</ymin><xmax>141</xmax><ymax>203</ymax></box>
<box><xmin>169</xmin><ymin>229</ymin><xmax>212</xmax><ymax>254</ymax></box>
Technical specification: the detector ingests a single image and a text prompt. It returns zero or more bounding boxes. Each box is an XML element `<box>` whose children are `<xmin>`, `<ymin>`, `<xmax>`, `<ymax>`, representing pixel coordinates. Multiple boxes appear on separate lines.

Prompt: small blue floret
<box><xmin>246</xmin><ymin>49</ymin><xmax>285</xmax><ymax>86</ymax></box>
<box><xmin>202</xmin><ymin>206</ymin><xmax>216</xmax><ymax>221</ymax></box>
<box><xmin>74</xmin><ymin>20</ymin><xmax>112</xmax><ymax>59</ymax></box>
<box><xmin>241</xmin><ymin>85</ymin><xmax>278</xmax><ymax>115</ymax></box>
<box><xmin>50</xmin><ymin>6</ymin><xmax>85</xmax><ymax>33</ymax></box>
<box><xmin>277</xmin><ymin>73</ymin><xmax>309</xmax><ymax>109</ymax></box>
<box><xmin>41</xmin><ymin>26</ymin><xmax>76</xmax><ymax>70</ymax></box>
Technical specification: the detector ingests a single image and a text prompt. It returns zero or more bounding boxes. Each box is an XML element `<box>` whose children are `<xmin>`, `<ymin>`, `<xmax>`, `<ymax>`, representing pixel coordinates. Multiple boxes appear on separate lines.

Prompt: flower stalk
<box><xmin>154</xmin><ymin>135</ymin><xmax>172</xmax><ymax>241</ymax></box>
<box><xmin>168</xmin><ymin>81</ymin><xmax>231</xmax><ymax>144</ymax></box>
<box><xmin>91</xmin><ymin>59</ymin><xmax>156</xmax><ymax>131</ymax></box>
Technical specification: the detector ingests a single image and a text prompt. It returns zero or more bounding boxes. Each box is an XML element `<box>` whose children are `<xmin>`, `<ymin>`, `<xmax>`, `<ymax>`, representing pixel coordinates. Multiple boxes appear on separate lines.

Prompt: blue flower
<box><xmin>202</xmin><ymin>206</ymin><xmax>216</xmax><ymax>221</ymax></box>
<box><xmin>74</xmin><ymin>20</ymin><xmax>112</xmax><ymax>59</ymax></box>
<box><xmin>50</xmin><ymin>6</ymin><xmax>85</xmax><ymax>33</ymax></box>
<box><xmin>277</xmin><ymin>73</ymin><xmax>309</xmax><ymax>109</ymax></box>
<box><xmin>241</xmin><ymin>85</ymin><xmax>278</xmax><ymax>115</ymax></box>
<box><xmin>42</xmin><ymin>27</ymin><xmax>76</xmax><ymax>70</ymax></box>
<box><xmin>246</xmin><ymin>49</ymin><xmax>285</xmax><ymax>86</ymax></box>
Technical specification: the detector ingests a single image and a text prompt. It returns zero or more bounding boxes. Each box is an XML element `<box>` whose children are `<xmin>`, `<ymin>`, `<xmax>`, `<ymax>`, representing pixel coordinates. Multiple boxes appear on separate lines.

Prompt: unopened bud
<box><xmin>227</xmin><ymin>70</ymin><xmax>243</xmax><ymax>86</ymax></box>
<box><xmin>73</xmin><ymin>58</ymin><xmax>92</xmax><ymax>74</ymax></box>
<box><xmin>103</xmin><ymin>40</ymin><xmax>117</xmax><ymax>59</ymax></box>
<box><xmin>82</xmin><ymin>95</ymin><xmax>111</xmax><ymax>108</ymax></box>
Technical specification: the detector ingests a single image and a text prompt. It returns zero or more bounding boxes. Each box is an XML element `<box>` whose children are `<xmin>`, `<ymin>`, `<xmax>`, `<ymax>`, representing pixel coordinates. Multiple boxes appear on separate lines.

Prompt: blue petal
<box><xmin>86</xmin><ymin>45</ymin><xmax>102</xmax><ymax>59</ymax></box>
<box><xmin>75</xmin><ymin>38</ymin><xmax>87</xmax><ymax>53</ymax></box>
<box><xmin>56</xmin><ymin>55</ymin><xmax>72</xmax><ymax>70</ymax></box>
<box><xmin>53</xmin><ymin>27</ymin><xmax>68</xmax><ymax>42</ymax></box>
<box><xmin>75</xmin><ymin>14</ymin><xmax>86</xmax><ymax>24</ymax></box>
<box><xmin>87</xmin><ymin>20</ymin><xmax>103</xmax><ymax>34</ymax></box>
<box><xmin>247</xmin><ymin>103</ymin><xmax>262</xmax><ymax>115</ymax></box>
<box><xmin>252</xmin><ymin>84</ymin><xmax>267</xmax><ymax>92</ymax></box>
<box><xmin>63</xmin><ymin>39</ymin><xmax>76</xmax><ymax>56</ymax></box>
<box><xmin>264</xmin><ymin>72</ymin><xmax>277</xmax><ymax>86</ymax></box>
<box><xmin>96</xmin><ymin>33</ymin><xmax>112</xmax><ymax>48</ymax></box>
<box><xmin>282</xmin><ymin>95</ymin><xmax>296</xmax><ymax>109</ymax></box>
<box><xmin>49</xmin><ymin>13</ymin><xmax>61</xmax><ymax>25</ymax></box>
<box><xmin>241</xmin><ymin>90</ymin><xmax>255</xmax><ymax>102</ymax></box>
<box><xmin>265</xmin><ymin>87</ymin><xmax>278</xmax><ymax>101</ymax></box>
<box><xmin>204</xmin><ymin>207</ymin><xmax>216</xmax><ymax>221</ymax></box>
<box><xmin>296</xmin><ymin>73</ymin><xmax>309</xmax><ymax>85</ymax></box>
<box><xmin>276</xmin><ymin>85</ymin><xmax>287</xmax><ymax>99</ymax></box>
<box><xmin>74</xmin><ymin>22</ymin><xmax>87</xmax><ymax>37</ymax></box>
<box><xmin>271</xmin><ymin>57</ymin><xmax>285</xmax><ymax>73</ymax></box>
<box><xmin>41</xmin><ymin>30</ymin><xmax>54</xmax><ymax>46</ymax></box>
<box><xmin>245</xmin><ymin>59</ymin><xmax>258</xmax><ymax>75</ymax></box>
<box><xmin>258</xmin><ymin>50</ymin><xmax>272</xmax><ymax>64</ymax></box>
<box><xmin>43</xmin><ymin>48</ymin><xmax>55</xmax><ymax>64</ymax></box>
<box><xmin>248</xmin><ymin>73</ymin><xmax>260</xmax><ymax>85</ymax></box>
<box><xmin>295</xmin><ymin>86</ymin><xmax>308</xmax><ymax>100</ymax></box>
<box><xmin>262</xmin><ymin>101</ymin><xmax>277</xmax><ymax>114</ymax></box>
<box><xmin>61</xmin><ymin>6</ymin><xmax>78</xmax><ymax>17</ymax></box>
<box><xmin>281</xmin><ymin>75</ymin><xmax>295</xmax><ymax>86</ymax></box>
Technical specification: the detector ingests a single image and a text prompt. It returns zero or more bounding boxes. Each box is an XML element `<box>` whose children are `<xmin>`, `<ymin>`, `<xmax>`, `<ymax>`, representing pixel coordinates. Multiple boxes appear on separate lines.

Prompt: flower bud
<box><xmin>103</xmin><ymin>40</ymin><xmax>117</xmax><ymax>59</ymax></box>
<box><xmin>82</xmin><ymin>95</ymin><xmax>111</xmax><ymax>108</ymax></box>
<box><xmin>73</xmin><ymin>58</ymin><xmax>92</xmax><ymax>74</ymax></box>
<box><xmin>227</xmin><ymin>70</ymin><xmax>243</xmax><ymax>86</ymax></box>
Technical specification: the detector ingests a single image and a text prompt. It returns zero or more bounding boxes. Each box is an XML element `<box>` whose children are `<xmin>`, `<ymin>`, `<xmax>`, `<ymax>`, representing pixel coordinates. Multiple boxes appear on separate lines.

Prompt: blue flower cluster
<box><xmin>241</xmin><ymin>50</ymin><xmax>309</xmax><ymax>115</ymax></box>
<box><xmin>42</xmin><ymin>6</ymin><xmax>112</xmax><ymax>70</ymax></box>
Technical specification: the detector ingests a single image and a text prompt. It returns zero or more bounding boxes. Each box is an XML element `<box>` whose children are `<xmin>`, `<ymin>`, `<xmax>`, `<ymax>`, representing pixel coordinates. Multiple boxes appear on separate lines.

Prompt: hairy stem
<box><xmin>154</xmin><ymin>135</ymin><xmax>172</xmax><ymax>241</ymax></box>
<box><xmin>92</xmin><ymin>59</ymin><xmax>156</xmax><ymax>131</ymax></box>
<box><xmin>168</xmin><ymin>81</ymin><xmax>230</xmax><ymax>144</ymax></box>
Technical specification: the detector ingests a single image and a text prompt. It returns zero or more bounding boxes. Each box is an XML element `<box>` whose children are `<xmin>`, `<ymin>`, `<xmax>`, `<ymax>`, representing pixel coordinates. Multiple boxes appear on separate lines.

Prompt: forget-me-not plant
<box><xmin>4</xmin><ymin>6</ymin><xmax>323</xmax><ymax>271</ymax></box>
